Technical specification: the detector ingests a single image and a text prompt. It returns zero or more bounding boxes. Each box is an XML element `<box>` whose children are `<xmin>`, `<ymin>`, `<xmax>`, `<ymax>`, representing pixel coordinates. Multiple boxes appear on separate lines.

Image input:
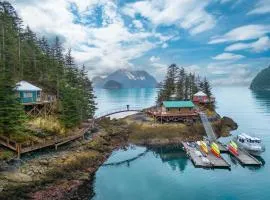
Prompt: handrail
<box><xmin>94</xmin><ymin>106</ymin><xmax>144</xmax><ymax>119</ymax></box>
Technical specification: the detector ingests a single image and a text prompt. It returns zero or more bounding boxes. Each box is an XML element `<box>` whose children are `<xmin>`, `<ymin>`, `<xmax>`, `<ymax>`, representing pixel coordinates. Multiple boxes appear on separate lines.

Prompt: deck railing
<box><xmin>0</xmin><ymin>122</ymin><xmax>92</xmax><ymax>158</ymax></box>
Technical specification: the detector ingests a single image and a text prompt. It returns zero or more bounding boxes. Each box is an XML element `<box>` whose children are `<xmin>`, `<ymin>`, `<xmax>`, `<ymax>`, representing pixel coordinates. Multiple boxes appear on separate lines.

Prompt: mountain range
<box><xmin>92</xmin><ymin>69</ymin><xmax>158</xmax><ymax>89</ymax></box>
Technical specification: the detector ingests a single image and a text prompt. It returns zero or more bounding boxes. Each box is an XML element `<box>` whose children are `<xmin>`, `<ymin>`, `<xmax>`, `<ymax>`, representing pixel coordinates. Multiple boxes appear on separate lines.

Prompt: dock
<box><xmin>182</xmin><ymin>142</ymin><xmax>230</xmax><ymax>169</ymax></box>
<box><xmin>216</xmin><ymin>141</ymin><xmax>228</xmax><ymax>153</ymax></box>
<box><xmin>228</xmin><ymin>148</ymin><xmax>262</xmax><ymax>166</ymax></box>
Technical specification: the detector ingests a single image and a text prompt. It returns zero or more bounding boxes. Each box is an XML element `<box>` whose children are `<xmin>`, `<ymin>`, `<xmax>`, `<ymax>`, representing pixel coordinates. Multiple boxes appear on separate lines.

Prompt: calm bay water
<box><xmin>92</xmin><ymin>87</ymin><xmax>270</xmax><ymax>200</ymax></box>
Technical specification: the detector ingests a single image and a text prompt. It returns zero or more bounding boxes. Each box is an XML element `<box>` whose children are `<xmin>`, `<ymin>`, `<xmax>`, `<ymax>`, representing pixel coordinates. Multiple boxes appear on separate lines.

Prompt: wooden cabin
<box><xmin>16</xmin><ymin>81</ymin><xmax>42</xmax><ymax>103</ymax></box>
<box><xmin>147</xmin><ymin>101</ymin><xmax>199</xmax><ymax>123</ymax></box>
<box><xmin>162</xmin><ymin>101</ymin><xmax>195</xmax><ymax>113</ymax></box>
<box><xmin>193</xmin><ymin>91</ymin><xmax>215</xmax><ymax>104</ymax></box>
<box><xmin>15</xmin><ymin>81</ymin><xmax>56</xmax><ymax>117</ymax></box>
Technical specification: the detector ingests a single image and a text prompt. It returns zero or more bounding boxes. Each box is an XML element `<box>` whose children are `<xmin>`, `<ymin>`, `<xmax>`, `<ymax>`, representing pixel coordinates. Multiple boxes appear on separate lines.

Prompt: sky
<box><xmin>8</xmin><ymin>0</ymin><xmax>270</xmax><ymax>85</ymax></box>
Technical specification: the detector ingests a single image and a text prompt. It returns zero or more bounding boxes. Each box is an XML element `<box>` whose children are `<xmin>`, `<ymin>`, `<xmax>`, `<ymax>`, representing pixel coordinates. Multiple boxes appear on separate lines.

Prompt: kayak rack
<box><xmin>182</xmin><ymin>142</ymin><xmax>230</xmax><ymax>169</ymax></box>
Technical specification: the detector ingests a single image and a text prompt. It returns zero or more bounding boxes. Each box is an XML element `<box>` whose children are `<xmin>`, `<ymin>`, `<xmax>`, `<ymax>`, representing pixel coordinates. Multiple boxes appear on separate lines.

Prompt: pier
<box><xmin>228</xmin><ymin>148</ymin><xmax>262</xmax><ymax>166</ymax></box>
<box><xmin>182</xmin><ymin>142</ymin><xmax>230</xmax><ymax>169</ymax></box>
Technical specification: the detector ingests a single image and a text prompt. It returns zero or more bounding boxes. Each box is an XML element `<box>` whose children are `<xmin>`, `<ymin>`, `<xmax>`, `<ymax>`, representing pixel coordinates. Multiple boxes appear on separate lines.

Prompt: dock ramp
<box><xmin>199</xmin><ymin>112</ymin><xmax>216</xmax><ymax>141</ymax></box>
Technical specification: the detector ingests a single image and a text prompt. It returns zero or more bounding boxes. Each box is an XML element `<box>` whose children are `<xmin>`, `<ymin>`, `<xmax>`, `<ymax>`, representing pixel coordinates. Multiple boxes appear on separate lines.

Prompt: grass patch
<box><xmin>28</xmin><ymin>116</ymin><xmax>66</xmax><ymax>136</ymax></box>
<box><xmin>0</xmin><ymin>149</ymin><xmax>15</xmax><ymax>160</ymax></box>
<box><xmin>128</xmin><ymin>122</ymin><xmax>205</xmax><ymax>142</ymax></box>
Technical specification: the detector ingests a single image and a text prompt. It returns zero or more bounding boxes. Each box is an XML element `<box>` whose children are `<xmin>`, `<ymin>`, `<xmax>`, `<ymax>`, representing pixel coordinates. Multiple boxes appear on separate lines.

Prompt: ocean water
<box><xmin>92</xmin><ymin>87</ymin><xmax>270</xmax><ymax>200</ymax></box>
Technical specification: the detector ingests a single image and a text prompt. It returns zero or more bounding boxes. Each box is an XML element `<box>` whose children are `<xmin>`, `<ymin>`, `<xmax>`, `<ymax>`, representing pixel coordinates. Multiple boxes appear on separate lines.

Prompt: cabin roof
<box><xmin>16</xmin><ymin>81</ymin><xmax>42</xmax><ymax>91</ymax></box>
<box><xmin>194</xmin><ymin>91</ymin><xmax>207</xmax><ymax>96</ymax></box>
<box><xmin>162</xmin><ymin>101</ymin><xmax>195</xmax><ymax>108</ymax></box>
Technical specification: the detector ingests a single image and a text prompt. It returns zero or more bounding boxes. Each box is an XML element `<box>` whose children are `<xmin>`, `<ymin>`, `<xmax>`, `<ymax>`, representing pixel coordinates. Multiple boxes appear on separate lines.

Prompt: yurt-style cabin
<box><xmin>193</xmin><ymin>91</ymin><xmax>215</xmax><ymax>104</ymax></box>
<box><xmin>16</xmin><ymin>81</ymin><xmax>42</xmax><ymax>104</ymax></box>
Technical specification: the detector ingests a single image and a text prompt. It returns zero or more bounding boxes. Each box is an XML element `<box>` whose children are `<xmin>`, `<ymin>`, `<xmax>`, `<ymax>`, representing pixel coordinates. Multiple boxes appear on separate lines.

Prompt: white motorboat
<box><xmin>234</xmin><ymin>133</ymin><xmax>265</xmax><ymax>156</ymax></box>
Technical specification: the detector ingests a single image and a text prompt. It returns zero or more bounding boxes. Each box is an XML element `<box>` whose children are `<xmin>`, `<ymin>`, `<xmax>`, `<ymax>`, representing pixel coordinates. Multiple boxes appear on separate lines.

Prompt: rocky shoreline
<box><xmin>0</xmin><ymin>114</ymin><xmax>238</xmax><ymax>199</ymax></box>
<box><xmin>0</xmin><ymin>119</ymin><xmax>130</xmax><ymax>200</ymax></box>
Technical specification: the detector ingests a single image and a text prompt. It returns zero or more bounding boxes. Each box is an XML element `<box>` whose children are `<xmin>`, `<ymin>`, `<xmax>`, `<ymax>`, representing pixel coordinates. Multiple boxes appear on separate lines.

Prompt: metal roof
<box><xmin>194</xmin><ymin>91</ymin><xmax>207</xmax><ymax>96</ymax></box>
<box><xmin>162</xmin><ymin>101</ymin><xmax>195</xmax><ymax>108</ymax></box>
<box><xmin>16</xmin><ymin>81</ymin><xmax>42</xmax><ymax>91</ymax></box>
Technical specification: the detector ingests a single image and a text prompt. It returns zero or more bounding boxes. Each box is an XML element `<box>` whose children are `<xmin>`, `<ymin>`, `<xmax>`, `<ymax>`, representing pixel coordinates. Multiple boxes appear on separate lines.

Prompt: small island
<box><xmin>103</xmin><ymin>80</ymin><xmax>122</xmax><ymax>89</ymax></box>
<box><xmin>250</xmin><ymin>65</ymin><xmax>270</xmax><ymax>91</ymax></box>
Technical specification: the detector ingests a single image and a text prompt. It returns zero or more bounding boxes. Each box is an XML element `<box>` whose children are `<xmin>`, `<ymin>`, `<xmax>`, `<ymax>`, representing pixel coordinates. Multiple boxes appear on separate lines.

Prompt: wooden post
<box><xmin>16</xmin><ymin>144</ymin><xmax>21</xmax><ymax>159</ymax></box>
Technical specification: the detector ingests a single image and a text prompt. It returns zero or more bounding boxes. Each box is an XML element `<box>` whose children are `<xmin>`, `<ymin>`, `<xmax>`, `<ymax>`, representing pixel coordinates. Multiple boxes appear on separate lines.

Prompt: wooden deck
<box><xmin>146</xmin><ymin>110</ymin><xmax>199</xmax><ymax>123</ymax></box>
<box><xmin>182</xmin><ymin>142</ymin><xmax>231</xmax><ymax>169</ymax></box>
<box><xmin>228</xmin><ymin>148</ymin><xmax>262</xmax><ymax>166</ymax></box>
<box><xmin>0</xmin><ymin>123</ymin><xmax>92</xmax><ymax>158</ymax></box>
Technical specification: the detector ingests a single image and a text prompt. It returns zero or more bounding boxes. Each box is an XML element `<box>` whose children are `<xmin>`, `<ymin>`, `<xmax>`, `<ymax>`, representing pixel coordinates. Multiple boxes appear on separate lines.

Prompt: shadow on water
<box><xmin>102</xmin><ymin>149</ymin><xmax>149</xmax><ymax>167</ymax></box>
<box><xmin>251</xmin><ymin>90</ymin><xmax>270</xmax><ymax>112</ymax></box>
<box><xmin>151</xmin><ymin>145</ymin><xmax>188</xmax><ymax>172</ymax></box>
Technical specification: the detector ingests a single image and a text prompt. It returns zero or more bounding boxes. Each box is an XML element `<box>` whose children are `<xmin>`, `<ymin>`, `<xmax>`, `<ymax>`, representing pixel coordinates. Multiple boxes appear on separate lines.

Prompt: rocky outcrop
<box><xmin>0</xmin><ymin>118</ymin><xmax>130</xmax><ymax>200</ymax></box>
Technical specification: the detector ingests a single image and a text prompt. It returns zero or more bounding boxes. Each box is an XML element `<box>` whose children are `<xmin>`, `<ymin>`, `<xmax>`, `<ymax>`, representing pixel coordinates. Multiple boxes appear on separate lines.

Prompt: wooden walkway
<box><xmin>182</xmin><ymin>142</ymin><xmax>230</xmax><ymax>169</ymax></box>
<box><xmin>228</xmin><ymin>148</ymin><xmax>262</xmax><ymax>166</ymax></box>
<box><xmin>0</xmin><ymin>124</ymin><xmax>92</xmax><ymax>158</ymax></box>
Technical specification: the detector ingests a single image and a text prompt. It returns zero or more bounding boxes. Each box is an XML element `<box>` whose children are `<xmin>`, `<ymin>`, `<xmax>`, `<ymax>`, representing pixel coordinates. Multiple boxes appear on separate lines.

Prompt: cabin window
<box><xmin>24</xmin><ymin>92</ymin><xmax>33</xmax><ymax>98</ymax></box>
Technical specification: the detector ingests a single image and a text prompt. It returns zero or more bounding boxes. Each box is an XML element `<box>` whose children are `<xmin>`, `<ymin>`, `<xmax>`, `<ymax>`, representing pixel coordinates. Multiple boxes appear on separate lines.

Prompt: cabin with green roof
<box><xmin>146</xmin><ymin>100</ymin><xmax>198</xmax><ymax>123</ymax></box>
<box><xmin>162</xmin><ymin>101</ymin><xmax>195</xmax><ymax>113</ymax></box>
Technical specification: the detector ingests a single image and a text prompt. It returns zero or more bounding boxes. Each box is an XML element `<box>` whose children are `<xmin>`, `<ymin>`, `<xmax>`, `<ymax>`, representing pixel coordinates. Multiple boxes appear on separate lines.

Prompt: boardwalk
<box><xmin>0</xmin><ymin>125</ymin><xmax>91</xmax><ymax>158</ymax></box>
<box><xmin>94</xmin><ymin>106</ymin><xmax>143</xmax><ymax>120</ymax></box>
<box><xmin>199</xmin><ymin>112</ymin><xmax>217</xmax><ymax>141</ymax></box>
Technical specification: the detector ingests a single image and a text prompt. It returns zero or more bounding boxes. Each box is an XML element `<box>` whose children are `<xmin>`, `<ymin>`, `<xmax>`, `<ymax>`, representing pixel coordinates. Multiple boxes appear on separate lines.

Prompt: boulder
<box><xmin>221</xmin><ymin>117</ymin><xmax>238</xmax><ymax>130</ymax></box>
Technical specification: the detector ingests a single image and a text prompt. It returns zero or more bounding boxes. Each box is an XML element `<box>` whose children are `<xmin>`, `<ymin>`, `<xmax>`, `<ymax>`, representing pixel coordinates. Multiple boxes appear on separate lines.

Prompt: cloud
<box><xmin>10</xmin><ymin>0</ymin><xmax>177</xmax><ymax>77</ymax></box>
<box><xmin>209</xmin><ymin>24</ymin><xmax>270</xmax><ymax>44</ymax></box>
<box><xmin>162</xmin><ymin>43</ymin><xmax>168</xmax><ymax>48</ymax></box>
<box><xmin>248</xmin><ymin>0</ymin><xmax>270</xmax><ymax>15</ymax></box>
<box><xmin>149</xmin><ymin>56</ymin><xmax>160</xmax><ymax>62</ymax></box>
<box><xmin>122</xmin><ymin>0</ymin><xmax>216</xmax><ymax>35</ymax></box>
<box><xmin>212</xmin><ymin>53</ymin><xmax>245</xmax><ymax>60</ymax></box>
<box><xmin>220</xmin><ymin>0</ymin><xmax>234</xmax><ymax>4</ymax></box>
<box><xmin>225</xmin><ymin>36</ymin><xmax>270</xmax><ymax>52</ymax></box>
<box><xmin>133</xmin><ymin>19</ymin><xmax>144</xmax><ymax>29</ymax></box>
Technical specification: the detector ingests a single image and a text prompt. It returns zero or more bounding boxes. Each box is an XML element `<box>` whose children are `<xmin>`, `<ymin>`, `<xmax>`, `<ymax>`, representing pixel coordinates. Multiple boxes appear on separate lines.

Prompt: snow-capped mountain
<box><xmin>92</xmin><ymin>69</ymin><xmax>158</xmax><ymax>88</ymax></box>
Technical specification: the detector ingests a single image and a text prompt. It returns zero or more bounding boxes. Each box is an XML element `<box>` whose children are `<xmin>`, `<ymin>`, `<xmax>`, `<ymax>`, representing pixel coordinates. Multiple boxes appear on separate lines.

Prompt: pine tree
<box><xmin>157</xmin><ymin>64</ymin><xmax>178</xmax><ymax>103</ymax></box>
<box><xmin>176</xmin><ymin>67</ymin><xmax>185</xmax><ymax>100</ymax></box>
<box><xmin>203</xmin><ymin>77</ymin><xmax>212</xmax><ymax>98</ymax></box>
<box><xmin>0</xmin><ymin>69</ymin><xmax>26</xmax><ymax>138</ymax></box>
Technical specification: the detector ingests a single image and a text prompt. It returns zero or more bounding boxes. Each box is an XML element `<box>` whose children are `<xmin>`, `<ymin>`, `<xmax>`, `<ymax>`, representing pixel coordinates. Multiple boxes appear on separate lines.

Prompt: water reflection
<box><xmin>251</xmin><ymin>90</ymin><xmax>270</xmax><ymax>113</ymax></box>
<box><xmin>152</xmin><ymin>146</ymin><xmax>188</xmax><ymax>172</ymax></box>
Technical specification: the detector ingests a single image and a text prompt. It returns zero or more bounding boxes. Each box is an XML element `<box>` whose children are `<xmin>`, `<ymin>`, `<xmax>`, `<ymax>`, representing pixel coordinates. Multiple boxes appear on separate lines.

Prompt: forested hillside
<box><xmin>250</xmin><ymin>65</ymin><xmax>270</xmax><ymax>91</ymax></box>
<box><xmin>0</xmin><ymin>1</ymin><xmax>96</xmax><ymax>139</ymax></box>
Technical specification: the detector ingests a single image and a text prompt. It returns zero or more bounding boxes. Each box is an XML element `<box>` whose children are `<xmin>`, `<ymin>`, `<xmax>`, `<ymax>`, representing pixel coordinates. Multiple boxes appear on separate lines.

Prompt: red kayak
<box><xmin>228</xmin><ymin>144</ymin><xmax>239</xmax><ymax>156</ymax></box>
<box><xmin>211</xmin><ymin>148</ymin><xmax>221</xmax><ymax>158</ymax></box>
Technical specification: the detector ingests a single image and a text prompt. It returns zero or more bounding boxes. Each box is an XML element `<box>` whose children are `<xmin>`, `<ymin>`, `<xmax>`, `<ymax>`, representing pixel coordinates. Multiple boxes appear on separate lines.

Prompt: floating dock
<box><xmin>182</xmin><ymin>142</ymin><xmax>230</xmax><ymax>169</ymax></box>
<box><xmin>228</xmin><ymin>148</ymin><xmax>262</xmax><ymax>166</ymax></box>
<box><xmin>216</xmin><ymin>141</ymin><xmax>228</xmax><ymax>153</ymax></box>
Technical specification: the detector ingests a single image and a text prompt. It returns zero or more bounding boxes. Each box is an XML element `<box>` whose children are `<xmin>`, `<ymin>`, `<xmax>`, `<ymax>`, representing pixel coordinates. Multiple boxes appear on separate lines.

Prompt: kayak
<box><xmin>200</xmin><ymin>141</ymin><xmax>208</xmax><ymax>154</ymax></box>
<box><xmin>211</xmin><ymin>142</ymin><xmax>221</xmax><ymax>158</ymax></box>
<box><xmin>228</xmin><ymin>141</ymin><xmax>239</xmax><ymax>156</ymax></box>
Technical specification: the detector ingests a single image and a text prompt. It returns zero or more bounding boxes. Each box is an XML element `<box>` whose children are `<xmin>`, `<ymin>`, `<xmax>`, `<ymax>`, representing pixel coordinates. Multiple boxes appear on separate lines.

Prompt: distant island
<box><xmin>92</xmin><ymin>69</ymin><xmax>158</xmax><ymax>88</ymax></box>
<box><xmin>250</xmin><ymin>65</ymin><xmax>270</xmax><ymax>91</ymax></box>
<box><xmin>103</xmin><ymin>80</ymin><xmax>122</xmax><ymax>89</ymax></box>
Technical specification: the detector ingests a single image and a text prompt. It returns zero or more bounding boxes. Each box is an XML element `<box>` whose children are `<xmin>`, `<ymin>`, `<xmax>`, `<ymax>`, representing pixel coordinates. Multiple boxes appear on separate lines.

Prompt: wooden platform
<box><xmin>182</xmin><ymin>142</ymin><xmax>230</xmax><ymax>169</ymax></box>
<box><xmin>0</xmin><ymin>124</ymin><xmax>92</xmax><ymax>158</ymax></box>
<box><xmin>228</xmin><ymin>148</ymin><xmax>262</xmax><ymax>166</ymax></box>
<box><xmin>216</xmin><ymin>141</ymin><xmax>228</xmax><ymax>153</ymax></box>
